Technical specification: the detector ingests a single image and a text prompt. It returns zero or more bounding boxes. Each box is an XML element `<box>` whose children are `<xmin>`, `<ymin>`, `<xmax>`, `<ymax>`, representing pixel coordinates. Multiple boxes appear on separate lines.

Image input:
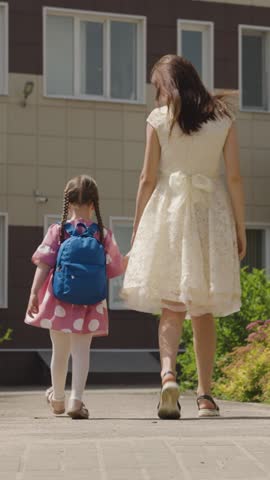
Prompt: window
<box><xmin>44</xmin><ymin>214</ymin><xmax>61</xmax><ymax>234</ymax></box>
<box><xmin>0</xmin><ymin>213</ymin><xmax>8</xmax><ymax>308</ymax></box>
<box><xmin>43</xmin><ymin>8</ymin><xmax>146</xmax><ymax>103</ymax></box>
<box><xmin>177</xmin><ymin>20</ymin><xmax>214</xmax><ymax>90</ymax></box>
<box><xmin>242</xmin><ymin>225</ymin><xmax>270</xmax><ymax>275</ymax></box>
<box><xmin>109</xmin><ymin>217</ymin><xmax>133</xmax><ymax>310</ymax></box>
<box><xmin>0</xmin><ymin>3</ymin><xmax>8</xmax><ymax>95</ymax></box>
<box><xmin>239</xmin><ymin>26</ymin><xmax>270</xmax><ymax>112</ymax></box>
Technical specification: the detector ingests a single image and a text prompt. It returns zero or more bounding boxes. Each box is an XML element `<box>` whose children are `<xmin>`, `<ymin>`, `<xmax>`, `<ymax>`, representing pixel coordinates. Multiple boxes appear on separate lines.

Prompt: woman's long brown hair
<box><xmin>151</xmin><ymin>54</ymin><xmax>235</xmax><ymax>135</ymax></box>
<box><xmin>60</xmin><ymin>175</ymin><xmax>104</xmax><ymax>244</ymax></box>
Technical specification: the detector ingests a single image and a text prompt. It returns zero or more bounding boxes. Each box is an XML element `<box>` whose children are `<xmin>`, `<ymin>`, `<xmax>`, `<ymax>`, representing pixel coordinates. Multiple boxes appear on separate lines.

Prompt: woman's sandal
<box><xmin>197</xmin><ymin>394</ymin><xmax>220</xmax><ymax>418</ymax></box>
<box><xmin>157</xmin><ymin>371</ymin><xmax>181</xmax><ymax>420</ymax></box>
<box><xmin>67</xmin><ymin>401</ymin><xmax>89</xmax><ymax>420</ymax></box>
<box><xmin>45</xmin><ymin>387</ymin><xmax>65</xmax><ymax>415</ymax></box>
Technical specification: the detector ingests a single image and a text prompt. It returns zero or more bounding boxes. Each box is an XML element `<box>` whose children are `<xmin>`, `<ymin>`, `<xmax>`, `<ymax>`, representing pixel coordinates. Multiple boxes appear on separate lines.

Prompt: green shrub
<box><xmin>0</xmin><ymin>327</ymin><xmax>12</xmax><ymax>344</ymax></box>
<box><xmin>177</xmin><ymin>268</ymin><xmax>270</xmax><ymax>392</ymax></box>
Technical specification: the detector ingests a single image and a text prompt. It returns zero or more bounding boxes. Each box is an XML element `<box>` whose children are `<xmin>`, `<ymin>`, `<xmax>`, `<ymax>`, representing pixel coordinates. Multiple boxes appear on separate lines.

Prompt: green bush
<box><xmin>0</xmin><ymin>327</ymin><xmax>12</xmax><ymax>344</ymax></box>
<box><xmin>177</xmin><ymin>268</ymin><xmax>270</xmax><ymax>392</ymax></box>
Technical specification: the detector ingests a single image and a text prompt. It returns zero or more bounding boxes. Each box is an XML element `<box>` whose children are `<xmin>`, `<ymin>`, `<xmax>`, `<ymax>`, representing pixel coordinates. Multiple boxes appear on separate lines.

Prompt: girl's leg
<box><xmin>50</xmin><ymin>330</ymin><xmax>71</xmax><ymax>401</ymax></box>
<box><xmin>159</xmin><ymin>306</ymin><xmax>186</xmax><ymax>383</ymax></box>
<box><xmin>69</xmin><ymin>333</ymin><xmax>93</xmax><ymax>405</ymax></box>
<box><xmin>191</xmin><ymin>313</ymin><xmax>216</xmax><ymax>409</ymax></box>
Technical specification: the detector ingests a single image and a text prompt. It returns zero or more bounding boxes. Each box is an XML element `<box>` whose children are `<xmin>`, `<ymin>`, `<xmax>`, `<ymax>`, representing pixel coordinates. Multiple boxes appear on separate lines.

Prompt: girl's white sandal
<box><xmin>67</xmin><ymin>400</ymin><xmax>89</xmax><ymax>420</ymax></box>
<box><xmin>197</xmin><ymin>394</ymin><xmax>220</xmax><ymax>418</ymax></box>
<box><xmin>45</xmin><ymin>387</ymin><xmax>65</xmax><ymax>415</ymax></box>
<box><xmin>158</xmin><ymin>371</ymin><xmax>181</xmax><ymax>420</ymax></box>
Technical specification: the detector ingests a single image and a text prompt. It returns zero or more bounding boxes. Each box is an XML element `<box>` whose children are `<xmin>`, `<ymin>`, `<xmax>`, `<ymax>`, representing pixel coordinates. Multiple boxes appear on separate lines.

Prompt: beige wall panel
<box><xmin>96</xmin><ymin>169</ymin><xmax>122</xmax><ymax>199</ymax></box>
<box><xmin>146</xmin><ymin>84</ymin><xmax>156</xmax><ymax>113</ymax></box>
<box><xmin>9</xmin><ymin>73</ymin><xmax>38</xmax><ymax>106</ymax></box>
<box><xmin>253</xmin><ymin>121</ymin><xmax>270</xmax><ymax>149</ymax></box>
<box><xmin>123</xmin><ymin>171</ymin><xmax>140</xmax><ymax>199</ymax></box>
<box><xmin>0</xmin><ymin>195</ymin><xmax>7</xmax><ymax>210</ymax></box>
<box><xmin>253</xmin><ymin>178</ymin><xmax>270</xmax><ymax>206</ymax></box>
<box><xmin>38</xmin><ymin>166</ymin><xmax>66</xmax><ymax>197</ymax></box>
<box><xmin>38</xmin><ymin>137</ymin><xmax>66</xmax><ymax>167</ymax></box>
<box><xmin>95</xmin><ymin>140</ymin><xmax>122</xmax><ymax>170</ymax></box>
<box><xmin>252</xmin><ymin>149</ymin><xmax>270</xmax><ymax>176</ymax></box>
<box><xmin>8</xmin><ymin>196</ymin><xmax>37</xmax><ymax>225</ymax></box>
<box><xmin>67</xmin><ymin>138</ymin><xmax>95</xmax><ymax>168</ymax></box>
<box><xmin>37</xmin><ymin>77</ymin><xmax>67</xmax><ymax>108</ymax></box>
<box><xmin>123</xmin><ymin>200</ymin><xmax>136</xmax><ymax>218</ymax></box>
<box><xmin>0</xmin><ymin>133</ymin><xmax>7</xmax><ymax>164</ymax></box>
<box><xmin>67</xmin><ymin>108</ymin><xmax>95</xmax><ymax>138</ymax></box>
<box><xmin>123</xmin><ymin>112</ymin><xmax>146</xmax><ymax>142</ymax></box>
<box><xmin>239</xmin><ymin>148</ymin><xmax>252</xmax><ymax>176</ymax></box>
<box><xmin>0</xmin><ymin>104</ymin><xmax>7</xmax><ymax>133</ymax></box>
<box><xmin>8</xmin><ymin>104</ymin><xmax>37</xmax><ymax>135</ymax></box>
<box><xmin>246</xmin><ymin>206</ymin><xmax>270</xmax><ymax>223</ymax></box>
<box><xmin>37</xmin><ymin>197</ymin><xmax>62</xmax><ymax>226</ymax></box>
<box><xmin>100</xmin><ymin>198</ymin><xmax>123</xmax><ymax>226</ymax></box>
<box><xmin>8</xmin><ymin>135</ymin><xmax>36</xmax><ymax>165</ymax></box>
<box><xmin>38</xmin><ymin>107</ymin><xmax>66</xmax><ymax>137</ymax></box>
<box><xmin>8</xmin><ymin>165</ymin><xmax>36</xmax><ymax>195</ymax></box>
<box><xmin>66</xmin><ymin>167</ymin><xmax>95</xmax><ymax>181</ymax></box>
<box><xmin>0</xmin><ymin>164</ymin><xmax>7</xmax><ymax>194</ymax></box>
<box><xmin>243</xmin><ymin>177</ymin><xmax>254</xmax><ymax>205</ymax></box>
<box><xmin>123</xmin><ymin>141</ymin><xmax>144</xmax><ymax>171</ymax></box>
<box><xmin>96</xmin><ymin>110</ymin><xmax>123</xmax><ymax>140</ymax></box>
<box><xmin>237</xmin><ymin>119</ymin><xmax>253</xmax><ymax>148</ymax></box>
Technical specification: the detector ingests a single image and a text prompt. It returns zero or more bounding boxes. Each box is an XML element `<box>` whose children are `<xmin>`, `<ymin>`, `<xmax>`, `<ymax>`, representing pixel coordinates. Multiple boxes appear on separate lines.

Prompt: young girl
<box><xmin>122</xmin><ymin>55</ymin><xmax>246</xmax><ymax>419</ymax></box>
<box><xmin>25</xmin><ymin>175</ymin><xmax>125</xmax><ymax>419</ymax></box>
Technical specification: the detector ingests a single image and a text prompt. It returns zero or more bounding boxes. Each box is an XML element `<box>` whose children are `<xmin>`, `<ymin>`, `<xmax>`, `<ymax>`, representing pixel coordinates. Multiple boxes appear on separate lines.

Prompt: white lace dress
<box><xmin>121</xmin><ymin>106</ymin><xmax>241</xmax><ymax>317</ymax></box>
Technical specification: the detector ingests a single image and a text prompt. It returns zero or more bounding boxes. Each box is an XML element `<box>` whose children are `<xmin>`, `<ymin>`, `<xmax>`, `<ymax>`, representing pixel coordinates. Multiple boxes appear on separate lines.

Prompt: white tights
<box><xmin>50</xmin><ymin>330</ymin><xmax>93</xmax><ymax>402</ymax></box>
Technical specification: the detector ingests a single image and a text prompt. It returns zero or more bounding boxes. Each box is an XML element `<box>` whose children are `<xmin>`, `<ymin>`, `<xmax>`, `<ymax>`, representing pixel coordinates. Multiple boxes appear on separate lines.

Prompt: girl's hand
<box><xmin>27</xmin><ymin>292</ymin><xmax>39</xmax><ymax>318</ymax></box>
<box><xmin>237</xmin><ymin>227</ymin><xmax>247</xmax><ymax>261</ymax></box>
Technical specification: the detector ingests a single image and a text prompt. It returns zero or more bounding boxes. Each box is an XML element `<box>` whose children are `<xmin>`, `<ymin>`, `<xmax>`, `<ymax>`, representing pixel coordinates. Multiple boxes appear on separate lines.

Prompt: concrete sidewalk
<box><xmin>1</xmin><ymin>388</ymin><xmax>270</xmax><ymax>480</ymax></box>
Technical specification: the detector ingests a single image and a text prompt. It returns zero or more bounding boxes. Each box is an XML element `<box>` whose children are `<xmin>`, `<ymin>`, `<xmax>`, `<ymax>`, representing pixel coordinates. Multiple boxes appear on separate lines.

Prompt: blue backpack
<box><xmin>53</xmin><ymin>222</ymin><xmax>107</xmax><ymax>305</ymax></box>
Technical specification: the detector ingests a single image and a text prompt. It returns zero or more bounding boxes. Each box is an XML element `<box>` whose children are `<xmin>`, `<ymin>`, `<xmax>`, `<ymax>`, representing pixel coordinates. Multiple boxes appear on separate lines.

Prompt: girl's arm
<box><xmin>223</xmin><ymin>123</ymin><xmax>246</xmax><ymax>260</ymax></box>
<box><xmin>27</xmin><ymin>263</ymin><xmax>51</xmax><ymax>317</ymax></box>
<box><xmin>132</xmin><ymin>123</ymin><xmax>161</xmax><ymax>244</ymax></box>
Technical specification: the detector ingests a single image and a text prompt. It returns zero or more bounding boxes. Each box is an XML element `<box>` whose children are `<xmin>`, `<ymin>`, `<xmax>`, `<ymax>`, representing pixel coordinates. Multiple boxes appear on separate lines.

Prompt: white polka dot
<box><xmin>102</xmin><ymin>299</ymin><xmax>107</xmax><ymax>309</ymax></box>
<box><xmin>42</xmin><ymin>289</ymin><xmax>51</xmax><ymax>305</ymax></box>
<box><xmin>96</xmin><ymin>303</ymin><xmax>104</xmax><ymax>315</ymax></box>
<box><xmin>106</xmin><ymin>254</ymin><xmax>112</xmax><ymax>265</ymax></box>
<box><xmin>112</xmin><ymin>234</ymin><xmax>117</xmax><ymax>246</ymax></box>
<box><xmin>40</xmin><ymin>319</ymin><xmax>52</xmax><ymax>328</ymax></box>
<box><xmin>73</xmin><ymin>318</ymin><xmax>84</xmax><ymax>331</ymax></box>
<box><xmin>61</xmin><ymin>329</ymin><xmax>72</xmax><ymax>333</ymax></box>
<box><xmin>54</xmin><ymin>305</ymin><xmax>66</xmax><ymax>317</ymax></box>
<box><xmin>88</xmin><ymin>319</ymin><xmax>100</xmax><ymax>332</ymax></box>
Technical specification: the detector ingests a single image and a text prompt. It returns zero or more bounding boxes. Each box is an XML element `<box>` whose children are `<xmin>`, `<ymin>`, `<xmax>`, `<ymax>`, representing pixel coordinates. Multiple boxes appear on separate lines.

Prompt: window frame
<box><xmin>0</xmin><ymin>212</ymin><xmax>8</xmax><ymax>308</ymax></box>
<box><xmin>43</xmin><ymin>7</ymin><xmax>147</xmax><ymax>104</ymax></box>
<box><xmin>43</xmin><ymin>214</ymin><xmax>61</xmax><ymax>234</ymax></box>
<box><xmin>0</xmin><ymin>2</ymin><xmax>8</xmax><ymax>96</ymax></box>
<box><xmin>239</xmin><ymin>24</ymin><xmax>270</xmax><ymax>113</ymax></box>
<box><xmin>245</xmin><ymin>222</ymin><xmax>270</xmax><ymax>276</ymax></box>
<box><xmin>108</xmin><ymin>216</ymin><xmax>133</xmax><ymax>310</ymax></box>
<box><xmin>177</xmin><ymin>19</ymin><xmax>214</xmax><ymax>91</ymax></box>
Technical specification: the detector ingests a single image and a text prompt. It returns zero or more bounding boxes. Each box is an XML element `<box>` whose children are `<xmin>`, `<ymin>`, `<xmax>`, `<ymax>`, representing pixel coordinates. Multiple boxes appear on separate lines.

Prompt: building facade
<box><xmin>0</xmin><ymin>0</ymin><xmax>270</xmax><ymax>383</ymax></box>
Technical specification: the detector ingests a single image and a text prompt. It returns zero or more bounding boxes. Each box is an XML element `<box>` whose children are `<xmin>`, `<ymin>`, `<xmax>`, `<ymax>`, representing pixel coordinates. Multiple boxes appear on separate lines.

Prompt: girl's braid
<box><xmin>60</xmin><ymin>190</ymin><xmax>69</xmax><ymax>243</ymax></box>
<box><xmin>93</xmin><ymin>196</ymin><xmax>104</xmax><ymax>244</ymax></box>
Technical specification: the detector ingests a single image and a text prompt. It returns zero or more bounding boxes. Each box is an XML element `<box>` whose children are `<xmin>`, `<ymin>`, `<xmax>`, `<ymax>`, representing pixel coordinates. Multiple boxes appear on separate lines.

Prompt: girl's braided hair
<box><xmin>60</xmin><ymin>175</ymin><xmax>104</xmax><ymax>244</ymax></box>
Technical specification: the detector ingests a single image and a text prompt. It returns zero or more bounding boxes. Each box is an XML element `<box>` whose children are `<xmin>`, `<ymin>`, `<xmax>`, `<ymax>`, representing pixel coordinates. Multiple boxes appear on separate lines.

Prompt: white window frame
<box><xmin>109</xmin><ymin>216</ymin><xmax>133</xmax><ymax>310</ymax></box>
<box><xmin>0</xmin><ymin>2</ymin><xmax>8</xmax><ymax>95</ymax></box>
<box><xmin>43</xmin><ymin>7</ymin><xmax>146</xmax><ymax>104</ymax></box>
<box><xmin>177</xmin><ymin>19</ymin><xmax>214</xmax><ymax>91</ymax></box>
<box><xmin>0</xmin><ymin>213</ymin><xmax>8</xmax><ymax>308</ymax></box>
<box><xmin>239</xmin><ymin>25</ymin><xmax>270</xmax><ymax>113</ymax></box>
<box><xmin>245</xmin><ymin>223</ymin><xmax>270</xmax><ymax>276</ymax></box>
<box><xmin>43</xmin><ymin>214</ymin><xmax>61</xmax><ymax>234</ymax></box>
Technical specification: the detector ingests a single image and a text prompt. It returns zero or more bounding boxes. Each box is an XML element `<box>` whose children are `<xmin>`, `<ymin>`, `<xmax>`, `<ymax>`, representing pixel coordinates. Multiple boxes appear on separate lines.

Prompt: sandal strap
<box><xmin>197</xmin><ymin>394</ymin><xmax>219</xmax><ymax>411</ymax></box>
<box><xmin>162</xmin><ymin>370</ymin><xmax>176</xmax><ymax>379</ymax></box>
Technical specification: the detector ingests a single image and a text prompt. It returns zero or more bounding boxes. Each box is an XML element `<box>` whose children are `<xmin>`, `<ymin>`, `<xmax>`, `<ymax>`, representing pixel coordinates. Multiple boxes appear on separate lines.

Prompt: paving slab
<box><xmin>0</xmin><ymin>388</ymin><xmax>270</xmax><ymax>480</ymax></box>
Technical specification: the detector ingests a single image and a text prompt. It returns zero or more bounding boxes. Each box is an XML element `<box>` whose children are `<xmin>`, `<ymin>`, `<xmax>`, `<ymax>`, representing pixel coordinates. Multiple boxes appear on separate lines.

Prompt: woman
<box><xmin>122</xmin><ymin>55</ymin><xmax>246</xmax><ymax>419</ymax></box>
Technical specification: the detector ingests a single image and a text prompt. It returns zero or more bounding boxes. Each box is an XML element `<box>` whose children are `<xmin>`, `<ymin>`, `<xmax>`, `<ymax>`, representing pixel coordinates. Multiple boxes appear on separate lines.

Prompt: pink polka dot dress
<box><xmin>25</xmin><ymin>219</ymin><xmax>124</xmax><ymax>336</ymax></box>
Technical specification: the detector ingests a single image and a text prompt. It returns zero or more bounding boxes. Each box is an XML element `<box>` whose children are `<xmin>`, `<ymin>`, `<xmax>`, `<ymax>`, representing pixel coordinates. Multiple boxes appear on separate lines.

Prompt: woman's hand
<box><xmin>237</xmin><ymin>226</ymin><xmax>247</xmax><ymax>261</ymax></box>
<box><xmin>27</xmin><ymin>292</ymin><xmax>39</xmax><ymax>318</ymax></box>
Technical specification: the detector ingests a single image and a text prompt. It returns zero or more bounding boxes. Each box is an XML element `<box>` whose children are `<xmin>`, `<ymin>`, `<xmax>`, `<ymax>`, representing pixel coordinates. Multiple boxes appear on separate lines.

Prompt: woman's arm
<box><xmin>27</xmin><ymin>263</ymin><xmax>51</xmax><ymax>317</ymax></box>
<box><xmin>132</xmin><ymin>123</ymin><xmax>161</xmax><ymax>244</ymax></box>
<box><xmin>223</xmin><ymin>123</ymin><xmax>246</xmax><ymax>260</ymax></box>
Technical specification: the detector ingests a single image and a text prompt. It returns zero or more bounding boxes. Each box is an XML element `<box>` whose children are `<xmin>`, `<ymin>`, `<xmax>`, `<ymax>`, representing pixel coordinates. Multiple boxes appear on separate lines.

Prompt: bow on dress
<box><xmin>168</xmin><ymin>171</ymin><xmax>215</xmax><ymax>209</ymax></box>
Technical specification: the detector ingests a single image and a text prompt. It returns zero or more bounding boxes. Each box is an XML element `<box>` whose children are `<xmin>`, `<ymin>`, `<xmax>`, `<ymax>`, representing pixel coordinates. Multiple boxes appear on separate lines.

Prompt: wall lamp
<box><xmin>22</xmin><ymin>81</ymin><xmax>34</xmax><ymax>107</ymax></box>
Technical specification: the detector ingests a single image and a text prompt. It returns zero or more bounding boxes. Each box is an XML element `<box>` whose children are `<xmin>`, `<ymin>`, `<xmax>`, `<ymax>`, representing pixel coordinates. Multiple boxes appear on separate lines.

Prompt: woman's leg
<box><xmin>69</xmin><ymin>333</ymin><xmax>93</xmax><ymax>406</ymax></box>
<box><xmin>159</xmin><ymin>306</ymin><xmax>186</xmax><ymax>383</ymax></box>
<box><xmin>191</xmin><ymin>313</ymin><xmax>216</xmax><ymax>409</ymax></box>
<box><xmin>50</xmin><ymin>330</ymin><xmax>71</xmax><ymax>401</ymax></box>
